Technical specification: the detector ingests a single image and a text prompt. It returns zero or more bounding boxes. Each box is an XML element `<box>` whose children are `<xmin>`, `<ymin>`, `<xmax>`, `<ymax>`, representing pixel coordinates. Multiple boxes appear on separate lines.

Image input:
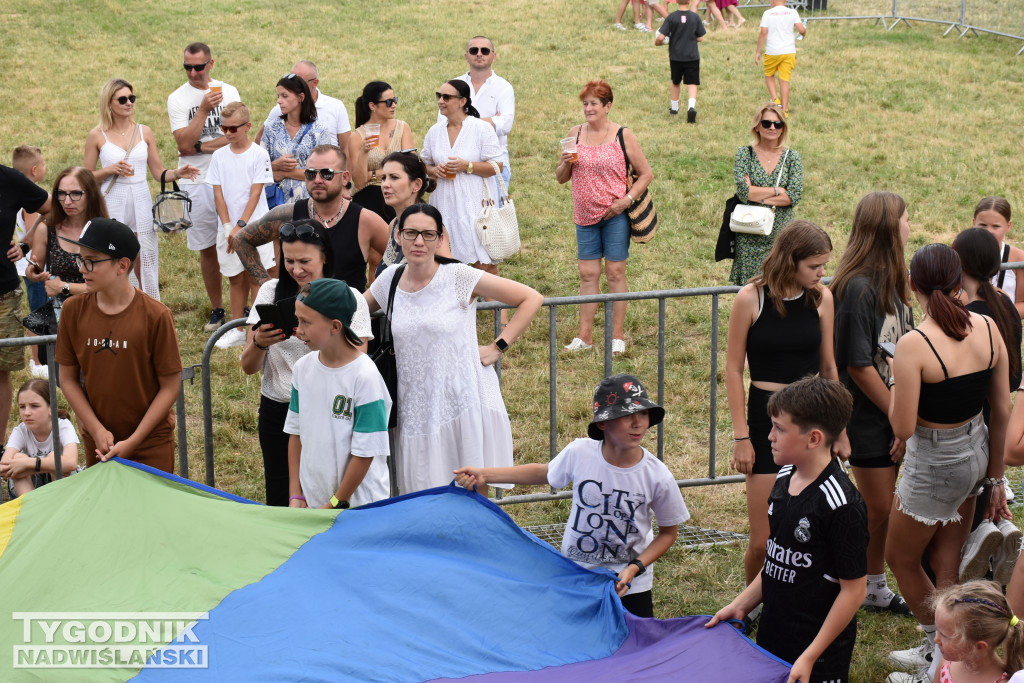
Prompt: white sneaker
<box><xmin>214</xmin><ymin>327</ymin><xmax>247</xmax><ymax>349</ymax></box>
<box><xmin>960</xmin><ymin>519</ymin><xmax>1004</xmax><ymax>581</ymax></box>
<box><xmin>888</xmin><ymin>636</ymin><xmax>934</xmax><ymax>670</ymax></box>
<box><xmin>29</xmin><ymin>361</ymin><xmax>48</xmax><ymax>378</ymax></box>
<box><xmin>994</xmin><ymin>518</ymin><xmax>1023</xmax><ymax>585</ymax></box>
<box><xmin>1005</xmin><ymin>475</ymin><xmax>1015</xmax><ymax>501</ymax></box>
<box><xmin>887</xmin><ymin>666</ymin><xmax>931</xmax><ymax>683</ymax></box>
<box><xmin>638</xmin><ymin>25</ymin><xmax>652</xmax><ymax>32</ymax></box>
<box><xmin>563</xmin><ymin>337</ymin><xmax>593</xmax><ymax>352</ymax></box>
<box><xmin>612</xmin><ymin>338</ymin><xmax>626</xmax><ymax>354</ymax></box>
<box><xmin>613</xmin><ymin>22</ymin><xmax>627</xmax><ymax>30</ymax></box>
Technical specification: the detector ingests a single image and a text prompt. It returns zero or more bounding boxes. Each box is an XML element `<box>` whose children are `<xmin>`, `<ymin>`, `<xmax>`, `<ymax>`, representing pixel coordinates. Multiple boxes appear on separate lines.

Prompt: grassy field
<box><xmin>4</xmin><ymin>1</ymin><xmax>1024</xmax><ymax>679</ymax></box>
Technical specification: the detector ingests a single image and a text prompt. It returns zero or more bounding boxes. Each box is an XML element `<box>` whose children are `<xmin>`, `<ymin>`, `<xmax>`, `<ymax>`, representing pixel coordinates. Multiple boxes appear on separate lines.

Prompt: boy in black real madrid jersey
<box><xmin>707</xmin><ymin>376</ymin><xmax>868</xmax><ymax>683</ymax></box>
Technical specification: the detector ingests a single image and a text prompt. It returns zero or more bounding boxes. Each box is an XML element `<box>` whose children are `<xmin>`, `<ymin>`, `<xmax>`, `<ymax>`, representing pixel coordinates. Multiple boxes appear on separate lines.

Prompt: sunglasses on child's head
<box><xmin>760</xmin><ymin>120</ymin><xmax>785</xmax><ymax>130</ymax></box>
<box><xmin>220</xmin><ymin>122</ymin><xmax>249</xmax><ymax>134</ymax></box>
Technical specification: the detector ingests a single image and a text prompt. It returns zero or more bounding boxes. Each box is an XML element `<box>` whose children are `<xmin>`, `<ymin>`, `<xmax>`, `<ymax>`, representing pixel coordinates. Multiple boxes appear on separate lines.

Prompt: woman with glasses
<box><xmin>366</xmin><ymin>204</ymin><xmax>543</xmax><ymax>496</ymax></box>
<box><xmin>348</xmin><ymin>81</ymin><xmax>415</xmax><ymax>224</ymax></box>
<box><xmin>240</xmin><ymin>219</ymin><xmax>371</xmax><ymax>506</ymax></box>
<box><xmin>556</xmin><ymin>79</ymin><xmax>653</xmax><ymax>355</ymax></box>
<box><xmin>729</xmin><ymin>103</ymin><xmax>803</xmax><ymax>286</ymax></box>
<box><xmin>83</xmin><ymin>78</ymin><xmax>199</xmax><ymax>300</ymax></box>
<box><xmin>422</xmin><ymin>80</ymin><xmax>503</xmax><ymax>270</ymax></box>
<box><xmin>261</xmin><ymin>74</ymin><xmax>332</xmax><ymax>206</ymax></box>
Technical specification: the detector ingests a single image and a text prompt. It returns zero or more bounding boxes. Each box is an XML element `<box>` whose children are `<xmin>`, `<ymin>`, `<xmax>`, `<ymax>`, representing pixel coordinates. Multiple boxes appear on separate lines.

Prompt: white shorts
<box><xmin>181</xmin><ymin>183</ymin><xmax>219</xmax><ymax>251</ymax></box>
<box><xmin>217</xmin><ymin>228</ymin><xmax>275</xmax><ymax>278</ymax></box>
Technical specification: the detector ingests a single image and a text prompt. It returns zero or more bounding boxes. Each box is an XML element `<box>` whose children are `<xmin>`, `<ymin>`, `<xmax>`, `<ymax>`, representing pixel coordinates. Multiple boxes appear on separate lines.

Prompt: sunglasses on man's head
<box><xmin>467</xmin><ymin>47</ymin><xmax>491</xmax><ymax>55</ymax></box>
<box><xmin>280</xmin><ymin>222</ymin><xmax>320</xmax><ymax>240</ymax></box>
<box><xmin>115</xmin><ymin>95</ymin><xmax>137</xmax><ymax>105</ymax></box>
<box><xmin>374</xmin><ymin>97</ymin><xmax>399</xmax><ymax>107</ymax></box>
<box><xmin>435</xmin><ymin>92</ymin><xmax>461</xmax><ymax>102</ymax></box>
<box><xmin>183</xmin><ymin>60</ymin><xmax>210</xmax><ymax>72</ymax></box>
<box><xmin>760</xmin><ymin>120</ymin><xmax>785</xmax><ymax>130</ymax></box>
<box><xmin>304</xmin><ymin>168</ymin><xmax>341</xmax><ymax>182</ymax></box>
<box><xmin>220</xmin><ymin>122</ymin><xmax>249</xmax><ymax>134</ymax></box>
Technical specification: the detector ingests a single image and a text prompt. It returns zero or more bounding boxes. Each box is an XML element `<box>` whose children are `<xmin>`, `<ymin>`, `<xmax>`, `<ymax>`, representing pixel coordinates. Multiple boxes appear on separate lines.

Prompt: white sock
<box><xmin>927</xmin><ymin>653</ymin><xmax>939</xmax><ymax>679</ymax></box>
<box><xmin>688</xmin><ymin>98</ymin><xmax>697</xmax><ymax>110</ymax></box>
<box><xmin>864</xmin><ymin>573</ymin><xmax>895</xmax><ymax>604</ymax></box>
<box><xmin>922</xmin><ymin>624</ymin><xmax>937</xmax><ymax>641</ymax></box>
<box><xmin>670</xmin><ymin>100</ymin><xmax>679</xmax><ymax>111</ymax></box>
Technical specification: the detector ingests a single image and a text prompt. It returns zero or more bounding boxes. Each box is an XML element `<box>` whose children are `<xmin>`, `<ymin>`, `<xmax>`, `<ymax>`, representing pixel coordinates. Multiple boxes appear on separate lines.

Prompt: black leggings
<box><xmin>258</xmin><ymin>395</ymin><xmax>291</xmax><ymax>507</ymax></box>
<box><xmin>620</xmin><ymin>590</ymin><xmax>654</xmax><ymax>618</ymax></box>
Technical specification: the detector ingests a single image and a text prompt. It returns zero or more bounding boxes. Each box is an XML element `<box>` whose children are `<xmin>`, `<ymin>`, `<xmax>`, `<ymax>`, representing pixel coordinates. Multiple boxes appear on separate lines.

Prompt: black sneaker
<box><xmin>686</xmin><ymin>108</ymin><xmax>697</xmax><ymax>124</ymax></box>
<box><xmin>669</xmin><ymin>108</ymin><xmax>679</xmax><ymax>115</ymax></box>
<box><xmin>863</xmin><ymin>593</ymin><xmax>914</xmax><ymax>617</ymax></box>
<box><xmin>204</xmin><ymin>308</ymin><xmax>226</xmax><ymax>332</ymax></box>
<box><xmin>243</xmin><ymin>307</ymin><xmax>251</xmax><ymax>319</ymax></box>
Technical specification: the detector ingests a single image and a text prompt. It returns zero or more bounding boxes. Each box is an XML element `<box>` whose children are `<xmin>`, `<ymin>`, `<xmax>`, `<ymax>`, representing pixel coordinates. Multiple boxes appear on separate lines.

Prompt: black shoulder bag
<box><xmin>371</xmin><ymin>265</ymin><xmax>406</xmax><ymax>428</ymax></box>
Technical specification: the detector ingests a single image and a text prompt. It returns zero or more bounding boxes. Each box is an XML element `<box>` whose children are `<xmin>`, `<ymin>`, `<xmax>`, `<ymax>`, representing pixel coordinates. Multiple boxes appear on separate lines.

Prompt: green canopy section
<box><xmin>0</xmin><ymin>461</ymin><xmax>336</xmax><ymax>681</ymax></box>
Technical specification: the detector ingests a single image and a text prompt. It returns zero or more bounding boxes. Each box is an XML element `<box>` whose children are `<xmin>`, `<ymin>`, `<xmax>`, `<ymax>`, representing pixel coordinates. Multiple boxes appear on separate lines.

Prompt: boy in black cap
<box><xmin>55</xmin><ymin>218</ymin><xmax>182</xmax><ymax>472</ymax></box>
<box><xmin>455</xmin><ymin>374</ymin><xmax>689</xmax><ymax>617</ymax></box>
<box><xmin>284</xmin><ymin>279</ymin><xmax>391</xmax><ymax>511</ymax></box>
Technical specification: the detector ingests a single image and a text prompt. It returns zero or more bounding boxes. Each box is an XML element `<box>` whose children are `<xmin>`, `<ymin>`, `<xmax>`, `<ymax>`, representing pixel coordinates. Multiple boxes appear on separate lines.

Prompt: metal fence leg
<box><xmin>46</xmin><ymin>341</ymin><xmax>63</xmax><ymax>480</ymax></box>
<box><xmin>603</xmin><ymin>300</ymin><xmax>613</xmax><ymax>377</ymax></box>
<box><xmin>657</xmin><ymin>298</ymin><xmax>666</xmax><ymax>461</ymax></box>
<box><xmin>176</xmin><ymin>365</ymin><xmax>197</xmax><ymax>478</ymax></box>
<box><xmin>709</xmin><ymin>295</ymin><xmax>719</xmax><ymax>479</ymax></box>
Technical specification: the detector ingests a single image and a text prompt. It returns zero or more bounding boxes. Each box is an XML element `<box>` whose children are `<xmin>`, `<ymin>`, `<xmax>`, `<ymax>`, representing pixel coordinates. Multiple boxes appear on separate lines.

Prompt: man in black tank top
<box><xmin>231</xmin><ymin>144</ymin><xmax>390</xmax><ymax>292</ymax></box>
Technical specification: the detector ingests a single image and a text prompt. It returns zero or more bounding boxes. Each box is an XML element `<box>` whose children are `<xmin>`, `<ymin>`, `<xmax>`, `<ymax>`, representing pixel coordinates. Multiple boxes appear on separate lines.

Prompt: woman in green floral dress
<box><xmin>729</xmin><ymin>104</ymin><xmax>803</xmax><ymax>285</ymax></box>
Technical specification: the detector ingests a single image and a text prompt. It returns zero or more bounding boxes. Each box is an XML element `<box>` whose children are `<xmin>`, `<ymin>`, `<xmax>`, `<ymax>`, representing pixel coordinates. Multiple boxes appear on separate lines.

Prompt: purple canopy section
<box><xmin>428</xmin><ymin>613</ymin><xmax>793</xmax><ymax>682</ymax></box>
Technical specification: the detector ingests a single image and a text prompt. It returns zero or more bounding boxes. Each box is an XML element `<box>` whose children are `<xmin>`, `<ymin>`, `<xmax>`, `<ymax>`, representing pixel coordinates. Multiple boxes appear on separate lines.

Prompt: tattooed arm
<box><xmin>231</xmin><ymin>203</ymin><xmax>296</xmax><ymax>286</ymax></box>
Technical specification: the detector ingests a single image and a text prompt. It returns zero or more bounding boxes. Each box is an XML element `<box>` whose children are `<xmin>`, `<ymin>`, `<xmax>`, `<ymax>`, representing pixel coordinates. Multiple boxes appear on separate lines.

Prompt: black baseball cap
<box><xmin>59</xmin><ymin>217</ymin><xmax>140</xmax><ymax>261</ymax></box>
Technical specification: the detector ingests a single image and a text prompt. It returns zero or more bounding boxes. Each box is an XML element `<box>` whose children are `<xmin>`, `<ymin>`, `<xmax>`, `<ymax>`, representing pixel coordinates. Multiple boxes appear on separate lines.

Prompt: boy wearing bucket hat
<box><xmin>55</xmin><ymin>218</ymin><xmax>182</xmax><ymax>472</ymax></box>
<box><xmin>455</xmin><ymin>373</ymin><xmax>689</xmax><ymax>617</ymax></box>
<box><xmin>284</xmin><ymin>278</ymin><xmax>391</xmax><ymax>510</ymax></box>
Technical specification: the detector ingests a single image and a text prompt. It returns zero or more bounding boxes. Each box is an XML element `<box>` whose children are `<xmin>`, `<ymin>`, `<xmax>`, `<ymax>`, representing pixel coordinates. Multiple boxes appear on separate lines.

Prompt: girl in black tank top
<box><xmin>886</xmin><ymin>244</ymin><xmax>1011</xmax><ymax>658</ymax></box>
<box><xmin>725</xmin><ymin>220</ymin><xmax>840</xmax><ymax>587</ymax></box>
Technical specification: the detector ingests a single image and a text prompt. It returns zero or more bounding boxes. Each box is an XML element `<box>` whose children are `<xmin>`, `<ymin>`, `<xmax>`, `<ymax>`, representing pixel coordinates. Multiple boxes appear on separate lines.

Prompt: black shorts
<box><xmin>670</xmin><ymin>59</ymin><xmax>700</xmax><ymax>86</ymax></box>
<box><xmin>620</xmin><ymin>590</ymin><xmax>654</xmax><ymax>618</ymax></box>
<box><xmin>748</xmin><ymin>385</ymin><xmax>781</xmax><ymax>475</ymax></box>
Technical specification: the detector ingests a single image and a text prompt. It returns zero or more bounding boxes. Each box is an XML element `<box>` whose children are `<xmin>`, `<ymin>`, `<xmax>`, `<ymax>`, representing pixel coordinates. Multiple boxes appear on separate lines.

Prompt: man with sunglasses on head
<box><xmin>254</xmin><ymin>61</ymin><xmax>352</xmax><ymax>152</ymax></box>
<box><xmin>438</xmin><ymin>36</ymin><xmax>515</xmax><ymax>192</ymax></box>
<box><xmin>232</xmin><ymin>144</ymin><xmax>389</xmax><ymax>294</ymax></box>
<box><xmin>167</xmin><ymin>41</ymin><xmax>241</xmax><ymax>334</ymax></box>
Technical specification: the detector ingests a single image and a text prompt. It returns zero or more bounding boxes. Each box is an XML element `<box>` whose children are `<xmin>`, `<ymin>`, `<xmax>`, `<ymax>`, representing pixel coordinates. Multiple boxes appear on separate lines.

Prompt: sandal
<box><xmin>612</xmin><ymin>339</ymin><xmax>626</xmax><ymax>354</ymax></box>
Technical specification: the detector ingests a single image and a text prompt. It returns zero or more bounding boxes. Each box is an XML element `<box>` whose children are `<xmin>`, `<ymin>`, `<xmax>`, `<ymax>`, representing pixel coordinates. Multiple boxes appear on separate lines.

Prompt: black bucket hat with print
<box><xmin>587</xmin><ymin>374</ymin><xmax>665</xmax><ymax>440</ymax></box>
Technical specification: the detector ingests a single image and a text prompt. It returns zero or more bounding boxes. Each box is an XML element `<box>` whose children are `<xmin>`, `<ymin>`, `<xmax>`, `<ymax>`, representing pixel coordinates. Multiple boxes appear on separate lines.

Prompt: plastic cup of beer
<box><xmin>209</xmin><ymin>80</ymin><xmax>223</xmax><ymax>95</ymax></box>
<box><xmin>444</xmin><ymin>166</ymin><xmax>457</xmax><ymax>180</ymax></box>
<box><xmin>365</xmin><ymin>123</ymin><xmax>381</xmax><ymax>148</ymax></box>
<box><xmin>560</xmin><ymin>137</ymin><xmax>578</xmax><ymax>163</ymax></box>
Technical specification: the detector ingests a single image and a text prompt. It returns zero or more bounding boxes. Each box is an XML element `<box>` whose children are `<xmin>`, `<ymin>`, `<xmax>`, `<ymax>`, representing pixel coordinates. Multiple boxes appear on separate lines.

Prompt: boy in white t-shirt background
<box><xmin>455</xmin><ymin>374</ymin><xmax>690</xmax><ymax>618</ymax></box>
<box><xmin>207</xmin><ymin>102</ymin><xmax>277</xmax><ymax>349</ymax></box>
<box><xmin>756</xmin><ymin>0</ymin><xmax>806</xmax><ymax>117</ymax></box>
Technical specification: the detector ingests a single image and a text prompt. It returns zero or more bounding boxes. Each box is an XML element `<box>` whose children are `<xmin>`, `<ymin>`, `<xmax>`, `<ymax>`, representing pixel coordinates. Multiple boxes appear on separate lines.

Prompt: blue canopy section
<box><xmin>136</xmin><ymin>485</ymin><xmax>629</xmax><ymax>682</ymax></box>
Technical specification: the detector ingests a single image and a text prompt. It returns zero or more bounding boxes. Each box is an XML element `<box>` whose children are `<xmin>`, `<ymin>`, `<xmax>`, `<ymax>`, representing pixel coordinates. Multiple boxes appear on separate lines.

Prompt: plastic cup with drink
<box><xmin>560</xmin><ymin>137</ymin><xmax>578</xmax><ymax>163</ymax></box>
<box><xmin>365</xmin><ymin>123</ymin><xmax>381</xmax><ymax>148</ymax></box>
<box><xmin>209</xmin><ymin>80</ymin><xmax>223</xmax><ymax>95</ymax></box>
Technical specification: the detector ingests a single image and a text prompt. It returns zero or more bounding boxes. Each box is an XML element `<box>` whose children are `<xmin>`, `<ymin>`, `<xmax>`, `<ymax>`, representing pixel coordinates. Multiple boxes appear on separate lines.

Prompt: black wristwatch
<box><xmin>236</xmin><ymin>219</ymin><xmax>247</xmax><ymax>229</ymax></box>
<box><xmin>194</xmin><ymin>140</ymin><xmax>203</xmax><ymax>154</ymax></box>
<box><xmin>19</xmin><ymin>242</ymin><xmax>30</xmax><ymax>257</ymax></box>
<box><xmin>629</xmin><ymin>558</ymin><xmax>646</xmax><ymax>575</ymax></box>
<box><xmin>61</xmin><ymin>283</ymin><xmax>70</xmax><ymax>297</ymax></box>
<box><xmin>494</xmin><ymin>338</ymin><xmax>509</xmax><ymax>353</ymax></box>
<box><xmin>329</xmin><ymin>495</ymin><xmax>350</xmax><ymax>510</ymax></box>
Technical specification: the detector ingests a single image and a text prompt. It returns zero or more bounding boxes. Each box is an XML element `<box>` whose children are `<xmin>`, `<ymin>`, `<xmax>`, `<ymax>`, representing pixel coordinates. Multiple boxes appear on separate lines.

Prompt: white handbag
<box><xmin>729</xmin><ymin>149</ymin><xmax>790</xmax><ymax>236</ymax></box>
<box><xmin>474</xmin><ymin>161</ymin><xmax>520</xmax><ymax>261</ymax></box>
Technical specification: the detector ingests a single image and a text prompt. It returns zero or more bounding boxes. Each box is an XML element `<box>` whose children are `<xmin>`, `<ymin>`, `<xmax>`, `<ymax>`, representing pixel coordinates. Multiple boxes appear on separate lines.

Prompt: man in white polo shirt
<box><xmin>167</xmin><ymin>41</ymin><xmax>239</xmax><ymax>332</ymax></box>
<box><xmin>256</xmin><ymin>60</ymin><xmax>352</xmax><ymax>151</ymax></box>
<box><xmin>439</xmin><ymin>36</ymin><xmax>515</xmax><ymax>192</ymax></box>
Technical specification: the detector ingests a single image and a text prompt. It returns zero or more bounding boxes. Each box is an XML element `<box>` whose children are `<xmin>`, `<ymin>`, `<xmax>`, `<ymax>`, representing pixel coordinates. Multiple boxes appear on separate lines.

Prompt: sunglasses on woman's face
<box><xmin>374</xmin><ymin>97</ymin><xmax>399</xmax><ymax>107</ymax></box>
<box><xmin>467</xmin><ymin>47</ymin><xmax>491</xmax><ymax>55</ymax></box>
<box><xmin>280</xmin><ymin>223</ymin><xmax>319</xmax><ymax>240</ymax></box>
<box><xmin>220</xmin><ymin>122</ymin><xmax>249</xmax><ymax>134</ymax></box>
<box><xmin>115</xmin><ymin>95</ymin><xmax>137</xmax><ymax>105</ymax></box>
<box><xmin>760</xmin><ymin>120</ymin><xmax>785</xmax><ymax>130</ymax></box>
<box><xmin>435</xmin><ymin>92</ymin><xmax>460</xmax><ymax>102</ymax></box>
<box><xmin>303</xmin><ymin>168</ymin><xmax>341</xmax><ymax>182</ymax></box>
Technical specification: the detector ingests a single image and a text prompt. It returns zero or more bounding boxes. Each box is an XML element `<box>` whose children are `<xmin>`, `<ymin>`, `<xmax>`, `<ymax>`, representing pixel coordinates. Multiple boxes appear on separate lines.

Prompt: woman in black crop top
<box><xmin>726</xmin><ymin>220</ymin><xmax>844</xmax><ymax>586</ymax></box>
<box><xmin>886</xmin><ymin>243</ymin><xmax>1010</xmax><ymax>666</ymax></box>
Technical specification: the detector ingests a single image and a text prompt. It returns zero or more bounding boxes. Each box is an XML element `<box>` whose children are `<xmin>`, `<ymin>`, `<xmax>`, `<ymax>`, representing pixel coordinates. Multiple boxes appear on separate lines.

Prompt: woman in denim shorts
<box><xmin>886</xmin><ymin>243</ymin><xmax>1011</xmax><ymax>672</ymax></box>
<box><xmin>556</xmin><ymin>79</ymin><xmax>652</xmax><ymax>355</ymax></box>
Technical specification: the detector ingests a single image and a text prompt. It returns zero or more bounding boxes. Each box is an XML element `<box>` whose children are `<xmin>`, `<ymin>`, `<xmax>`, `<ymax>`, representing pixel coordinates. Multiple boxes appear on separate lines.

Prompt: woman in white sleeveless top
<box><xmin>84</xmin><ymin>78</ymin><xmax>198</xmax><ymax>300</ymax></box>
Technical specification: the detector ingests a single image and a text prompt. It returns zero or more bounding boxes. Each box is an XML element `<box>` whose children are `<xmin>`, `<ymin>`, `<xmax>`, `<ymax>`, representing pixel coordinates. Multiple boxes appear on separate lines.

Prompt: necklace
<box><xmin>112</xmin><ymin>123</ymin><xmax>133</xmax><ymax>137</ymax></box>
<box><xmin>585</xmin><ymin>123</ymin><xmax>610</xmax><ymax>146</ymax></box>
<box><xmin>311</xmin><ymin>198</ymin><xmax>345</xmax><ymax>227</ymax></box>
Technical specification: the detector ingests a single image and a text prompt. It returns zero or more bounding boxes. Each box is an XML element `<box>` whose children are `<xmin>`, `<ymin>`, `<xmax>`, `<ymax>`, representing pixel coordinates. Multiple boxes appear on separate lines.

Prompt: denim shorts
<box><xmin>576</xmin><ymin>212</ymin><xmax>630</xmax><ymax>262</ymax></box>
<box><xmin>896</xmin><ymin>414</ymin><xmax>987</xmax><ymax>525</ymax></box>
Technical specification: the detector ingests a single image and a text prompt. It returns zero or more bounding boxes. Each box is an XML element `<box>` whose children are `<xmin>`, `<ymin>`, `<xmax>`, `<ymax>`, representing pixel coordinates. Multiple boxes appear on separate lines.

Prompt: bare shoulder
<box><xmin>1008</xmin><ymin>244</ymin><xmax>1024</xmax><ymax>260</ymax></box>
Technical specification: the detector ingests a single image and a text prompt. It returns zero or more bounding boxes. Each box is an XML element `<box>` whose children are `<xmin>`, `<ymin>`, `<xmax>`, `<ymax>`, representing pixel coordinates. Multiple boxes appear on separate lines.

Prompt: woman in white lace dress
<box><xmin>84</xmin><ymin>78</ymin><xmax>199</xmax><ymax>300</ymax></box>
<box><xmin>366</xmin><ymin>204</ymin><xmax>543</xmax><ymax>495</ymax></box>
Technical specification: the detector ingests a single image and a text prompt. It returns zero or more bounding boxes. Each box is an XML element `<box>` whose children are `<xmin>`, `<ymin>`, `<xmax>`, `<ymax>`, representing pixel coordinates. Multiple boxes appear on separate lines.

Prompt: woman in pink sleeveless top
<box><xmin>555</xmin><ymin>79</ymin><xmax>652</xmax><ymax>355</ymax></box>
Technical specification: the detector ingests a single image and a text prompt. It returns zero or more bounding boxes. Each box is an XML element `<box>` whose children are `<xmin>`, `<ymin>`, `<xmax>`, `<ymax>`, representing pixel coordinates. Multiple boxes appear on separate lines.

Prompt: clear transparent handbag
<box><xmin>152</xmin><ymin>170</ymin><xmax>193</xmax><ymax>233</ymax></box>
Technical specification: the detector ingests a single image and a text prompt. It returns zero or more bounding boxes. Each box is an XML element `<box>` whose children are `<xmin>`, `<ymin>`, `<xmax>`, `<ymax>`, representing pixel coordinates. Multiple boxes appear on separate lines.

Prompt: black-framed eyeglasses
<box><xmin>760</xmin><ymin>120</ymin><xmax>785</xmax><ymax>130</ymax></box>
<box><xmin>56</xmin><ymin>190</ymin><xmax>85</xmax><ymax>202</ymax></box>
<box><xmin>468</xmin><ymin>47</ymin><xmax>492</xmax><ymax>56</ymax></box>
<box><xmin>280</xmin><ymin>222</ymin><xmax>320</xmax><ymax>241</ymax></box>
<box><xmin>115</xmin><ymin>95</ymin><xmax>137</xmax><ymax>105</ymax></box>
<box><xmin>399</xmin><ymin>228</ymin><xmax>440</xmax><ymax>242</ymax></box>
<box><xmin>72</xmin><ymin>254</ymin><xmax>118</xmax><ymax>272</ymax></box>
<box><xmin>183</xmin><ymin>60</ymin><xmax>211</xmax><ymax>72</ymax></box>
<box><xmin>220</xmin><ymin>122</ymin><xmax>250</xmax><ymax>133</ymax></box>
<box><xmin>435</xmin><ymin>92</ymin><xmax>461</xmax><ymax>102</ymax></box>
<box><xmin>374</xmin><ymin>97</ymin><xmax>399</xmax><ymax>107</ymax></box>
<box><xmin>303</xmin><ymin>168</ymin><xmax>343</xmax><ymax>182</ymax></box>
